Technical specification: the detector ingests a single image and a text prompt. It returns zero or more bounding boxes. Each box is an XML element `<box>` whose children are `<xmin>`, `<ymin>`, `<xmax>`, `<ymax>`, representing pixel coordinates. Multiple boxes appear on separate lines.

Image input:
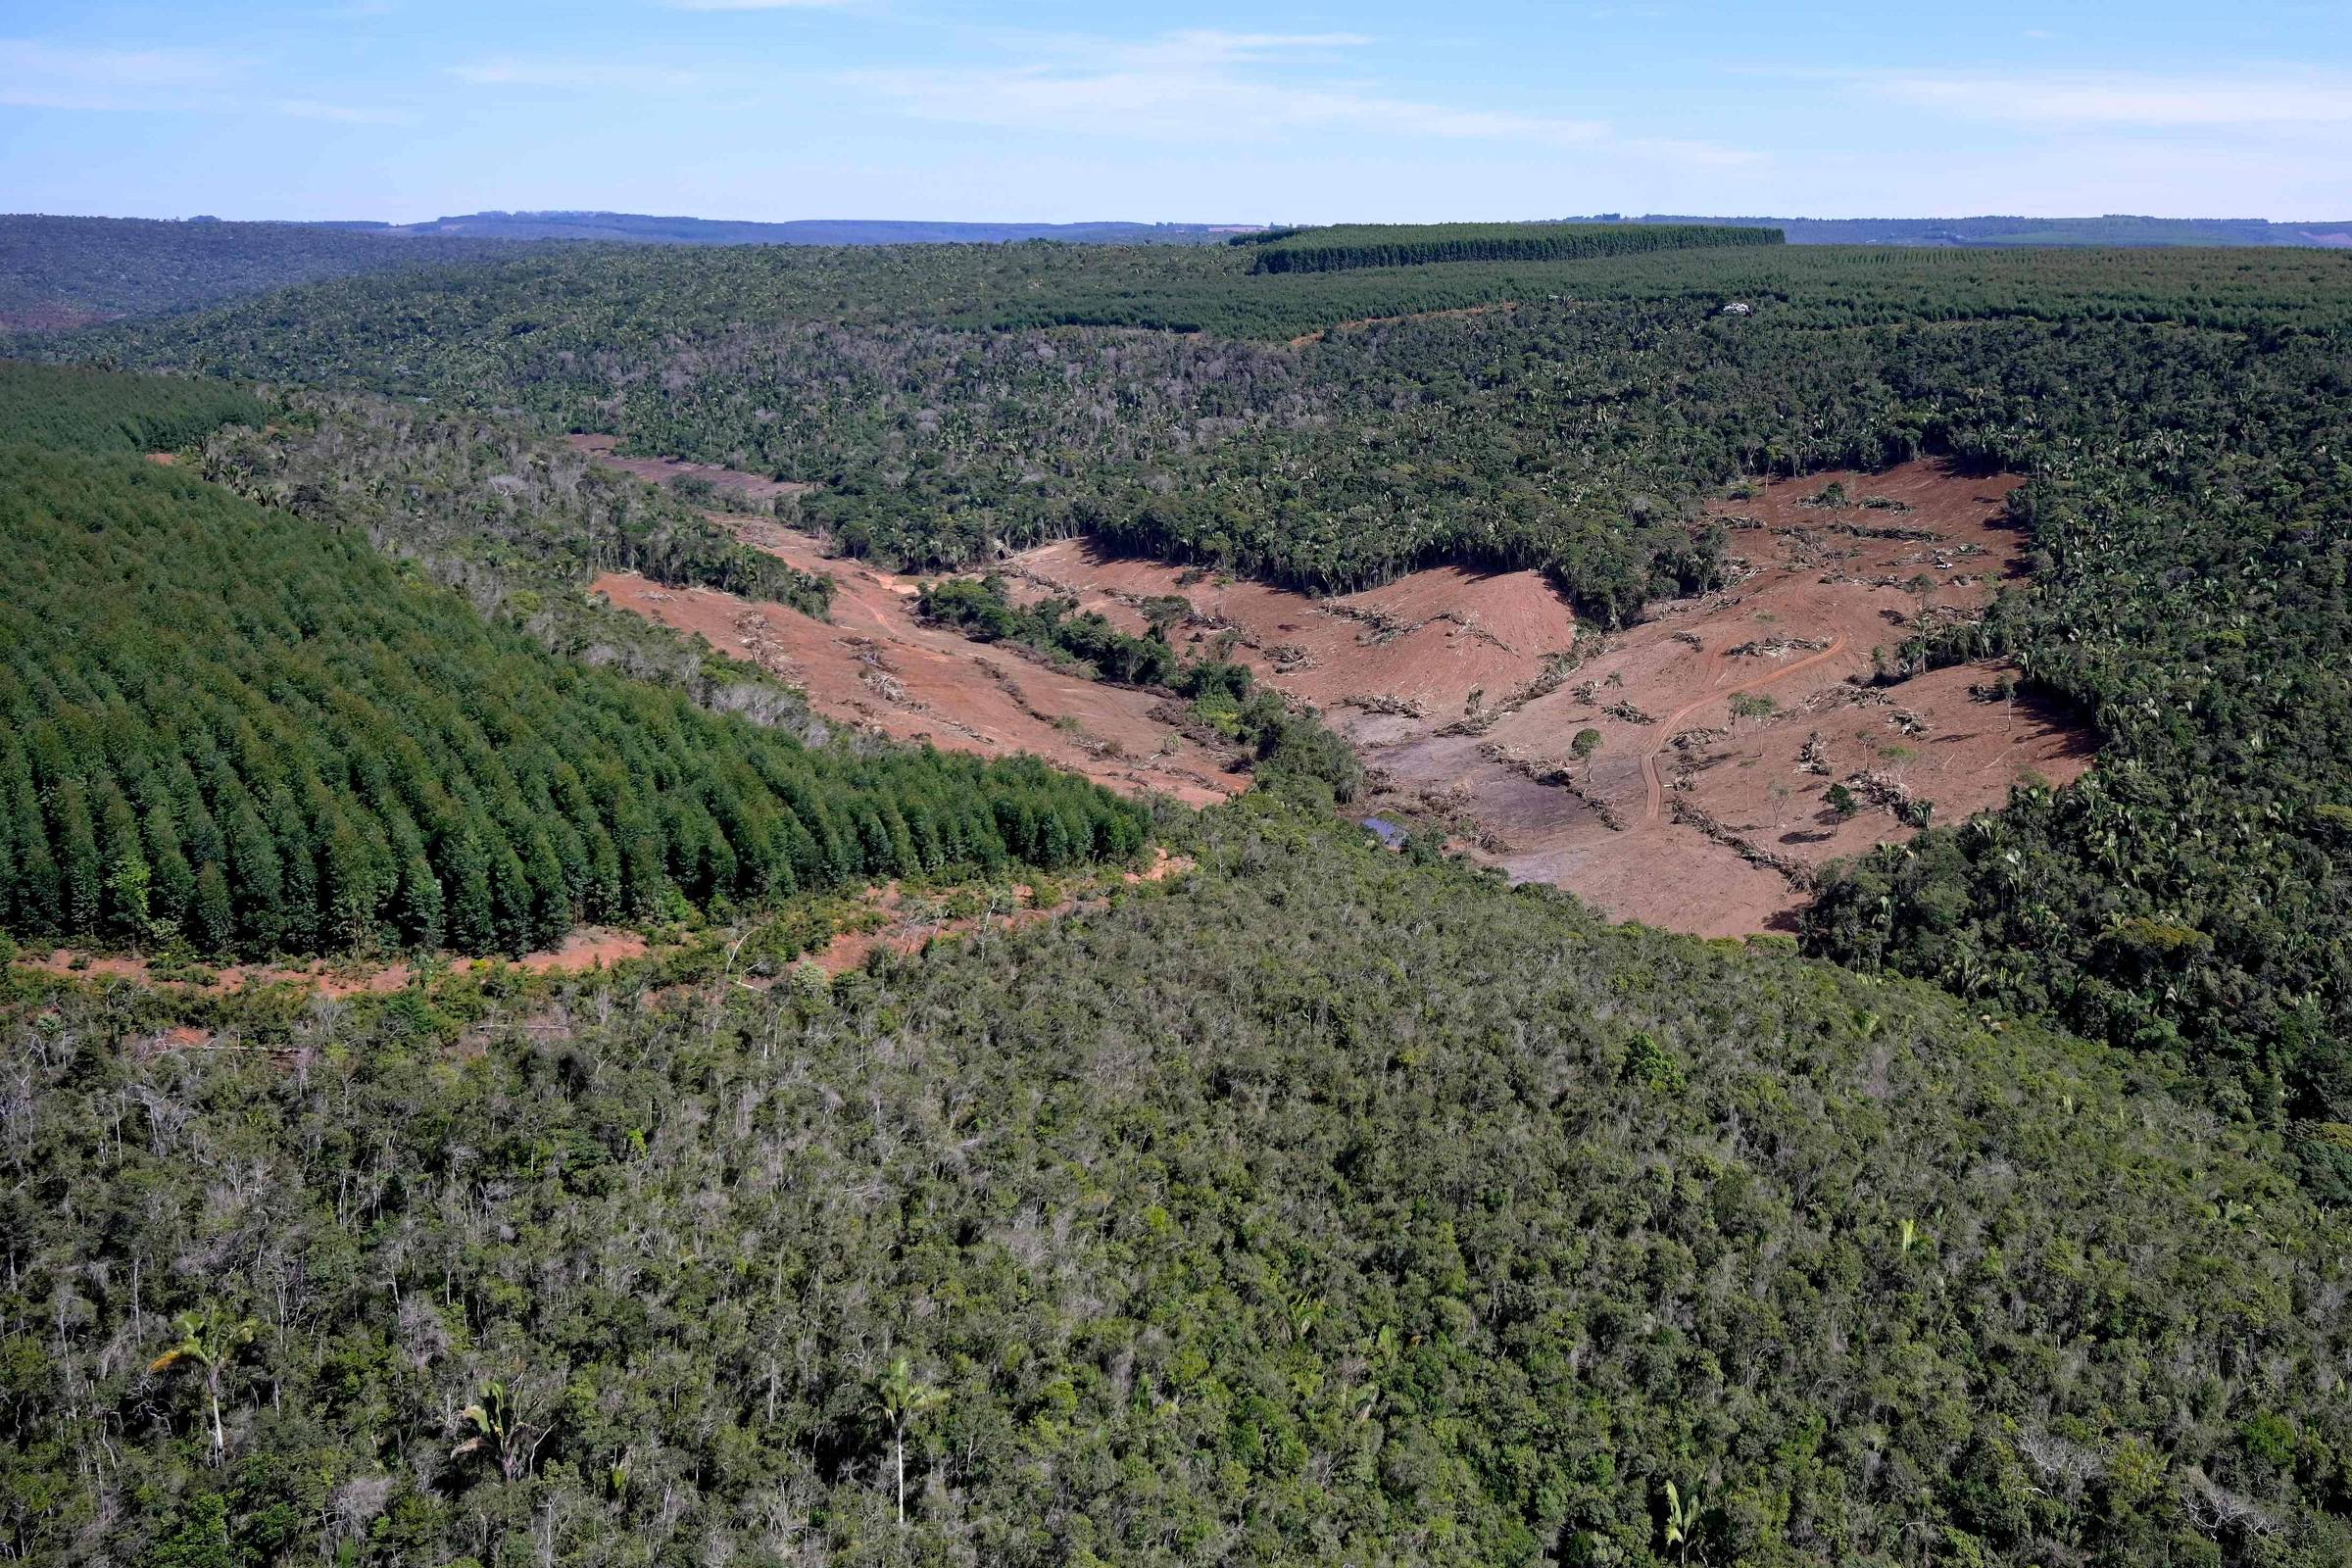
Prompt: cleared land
<box><xmin>590</xmin><ymin>514</ymin><xmax>1247</xmax><ymax>808</ymax></box>
<box><xmin>566</xmin><ymin>433</ymin><xmax>815</xmax><ymax>505</ymax></box>
<box><xmin>1004</xmin><ymin>461</ymin><xmax>2093</xmax><ymax>934</ymax></box>
<box><xmin>583</xmin><ymin>446</ymin><xmax>2092</xmax><ymax>937</ymax></box>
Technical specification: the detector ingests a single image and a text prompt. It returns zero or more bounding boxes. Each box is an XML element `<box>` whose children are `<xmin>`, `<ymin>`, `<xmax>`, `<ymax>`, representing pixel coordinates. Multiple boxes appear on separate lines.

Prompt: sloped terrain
<box><xmin>591</xmin><ymin>538</ymin><xmax>1248</xmax><ymax>808</ymax></box>
<box><xmin>1004</xmin><ymin>462</ymin><xmax>2093</xmax><ymax>933</ymax></box>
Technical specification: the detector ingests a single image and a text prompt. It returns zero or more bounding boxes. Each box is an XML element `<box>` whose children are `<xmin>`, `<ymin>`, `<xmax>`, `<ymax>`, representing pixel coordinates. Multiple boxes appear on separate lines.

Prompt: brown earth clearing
<box><xmin>23</xmin><ymin>925</ymin><xmax>651</xmax><ymax>998</ymax></box>
<box><xmin>593</xmin><ymin>503</ymin><xmax>1250</xmax><ymax>806</ymax></box>
<box><xmin>1002</xmin><ymin>461</ymin><xmax>2093</xmax><ymax>935</ymax></box>
<box><xmin>578</xmin><ymin>442</ymin><xmax>2092</xmax><ymax>938</ymax></box>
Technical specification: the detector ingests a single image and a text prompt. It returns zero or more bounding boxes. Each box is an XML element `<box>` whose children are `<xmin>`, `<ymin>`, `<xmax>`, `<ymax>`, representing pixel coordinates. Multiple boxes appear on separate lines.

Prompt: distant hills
<box><xmin>1590</xmin><ymin>213</ymin><xmax>2352</xmax><ymax>248</ymax></box>
<box><xmin>318</xmin><ymin>211</ymin><xmax>1262</xmax><ymax>245</ymax></box>
<box><xmin>334</xmin><ymin>210</ymin><xmax>2352</xmax><ymax>249</ymax></box>
<box><xmin>9</xmin><ymin>208</ymin><xmax>2349</xmax><ymax>335</ymax></box>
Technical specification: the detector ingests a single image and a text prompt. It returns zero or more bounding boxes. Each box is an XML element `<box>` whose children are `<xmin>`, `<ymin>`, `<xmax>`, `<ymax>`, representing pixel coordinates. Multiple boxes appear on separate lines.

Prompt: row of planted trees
<box><xmin>0</xmin><ymin>442</ymin><xmax>1148</xmax><ymax>960</ymax></box>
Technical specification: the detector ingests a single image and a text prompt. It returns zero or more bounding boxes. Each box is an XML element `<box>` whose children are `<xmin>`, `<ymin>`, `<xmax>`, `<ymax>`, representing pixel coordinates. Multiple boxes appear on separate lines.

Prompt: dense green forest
<box><xmin>7</xmin><ymin>806</ymin><xmax>2349</xmax><ymax>1565</ymax></box>
<box><xmin>1240</xmin><ymin>221</ymin><xmax>1782</xmax><ymax>273</ymax></box>
<box><xmin>68</xmin><ymin>238</ymin><xmax>2352</xmax><ymax>1155</ymax></box>
<box><xmin>0</xmin><ymin>370</ymin><xmax>1145</xmax><ymax>961</ymax></box>
<box><xmin>0</xmin><ymin>358</ymin><xmax>269</xmax><ymax>451</ymax></box>
<box><xmin>16</xmin><ymin>228</ymin><xmax>2352</xmax><ymax>1564</ymax></box>
<box><xmin>0</xmin><ymin>214</ymin><xmax>518</xmax><ymax>330</ymax></box>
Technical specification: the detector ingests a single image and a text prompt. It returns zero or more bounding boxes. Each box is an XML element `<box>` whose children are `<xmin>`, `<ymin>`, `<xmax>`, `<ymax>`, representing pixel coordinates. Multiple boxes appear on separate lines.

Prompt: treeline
<box><xmin>197</xmin><ymin>390</ymin><xmax>834</xmax><ymax>619</ymax></box>
<box><xmin>918</xmin><ymin>575</ymin><xmax>1363</xmax><ymax>800</ymax></box>
<box><xmin>0</xmin><ymin>444</ymin><xmax>1146</xmax><ymax>960</ymax></box>
<box><xmin>0</xmin><ymin>357</ymin><xmax>267</xmax><ymax>451</ymax></box>
<box><xmin>1244</xmin><ymin>220</ymin><xmax>1783</xmax><ymax>273</ymax></box>
<box><xmin>7</xmin><ymin>806</ymin><xmax>2348</xmax><ymax>1565</ymax></box>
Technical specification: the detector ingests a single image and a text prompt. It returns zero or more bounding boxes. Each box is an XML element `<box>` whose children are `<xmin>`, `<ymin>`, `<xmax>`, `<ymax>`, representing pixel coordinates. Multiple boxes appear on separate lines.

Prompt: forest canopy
<box><xmin>6</xmin><ymin>807</ymin><xmax>2348</xmax><ymax>1566</ymax></box>
<box><xmin>0</xmin><ymin>371</ymin><xmax>1147</xmax><ymax>962</ymax></box>
<box><xmin>1240</xmin><ymin>220</ymin><xmax>1784</xmax><ymax>273</ymax></box>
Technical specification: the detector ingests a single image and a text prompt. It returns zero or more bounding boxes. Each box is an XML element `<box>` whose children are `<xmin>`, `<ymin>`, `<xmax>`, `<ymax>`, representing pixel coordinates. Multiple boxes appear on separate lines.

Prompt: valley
<box><xmin>588</xmin><ymin>445</ymin><xmax>2092</xmax><ymax>935</ymax></box>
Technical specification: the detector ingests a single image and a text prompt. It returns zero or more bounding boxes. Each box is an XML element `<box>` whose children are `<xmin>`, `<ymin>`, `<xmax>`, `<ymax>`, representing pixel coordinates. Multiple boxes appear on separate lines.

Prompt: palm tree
<box><xmin>451</xmin><ymin>1379</ymin><xmax>552</xmax><ymax>1483</ymax></box>
<box><xmin>1663</xmin><ymin>1479</ymin><xmax>1703</xmax><ymax>1565</ymax></box>
<box><xmin>870</xmin><ymin>1355</ymin><xmax>947</xmax><ymax>1526</ymax></box>
<box><xmin>149</xmin><ymin>1306</ymin><xmax>255</xmax><ymax>1465</ymax></box>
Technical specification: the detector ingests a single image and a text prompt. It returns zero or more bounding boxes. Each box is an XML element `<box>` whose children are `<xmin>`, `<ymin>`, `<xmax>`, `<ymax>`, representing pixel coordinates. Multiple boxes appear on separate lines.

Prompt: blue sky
<box><xmin>4</xmin><ymin>1</ymin><xmax>2349</xmax><ymax>222</ymax></box>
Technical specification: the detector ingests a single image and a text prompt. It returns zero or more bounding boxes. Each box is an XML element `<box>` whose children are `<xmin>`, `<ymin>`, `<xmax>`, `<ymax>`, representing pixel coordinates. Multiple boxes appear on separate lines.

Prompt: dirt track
<box><xmin>24</xmin><ymin>925</ymin><xmax>650</xmax><ymax>998</ymax></box>
<box><xmin>1640</xmin><ymin>636</ymin><xmax>1847</xmax><ymax>823</ymax></box>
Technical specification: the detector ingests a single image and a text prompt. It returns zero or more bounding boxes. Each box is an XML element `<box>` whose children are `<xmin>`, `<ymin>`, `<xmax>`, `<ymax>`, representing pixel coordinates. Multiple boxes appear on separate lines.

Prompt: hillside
<box><xmin>14</xmin><ymin>221</ymin><xmax>2352</xmax><ymax>1567</ymax></box>
<box><xmin>0</xmin><ymin>215</ymin><xmax>516</xmax><ymax>331</ymax></box>
<box><xmin>9</xmin><ymin>805</ymin><xmax>2350</xmax><ymax>1566</ymax></box>
<box><xmin>353</xmin><ymin>211</ymin><xmax>1260</xmax><ymax>245</ymax></box>
<box><xmin>0</xmin><ymin>366</ymin><xmax>1147</xmax><ymax>963</ymax></box>
<box><xmin>70</xmin><ymin>236</ymin><xmax>2352</xmax><ymax>1171</ymax></box>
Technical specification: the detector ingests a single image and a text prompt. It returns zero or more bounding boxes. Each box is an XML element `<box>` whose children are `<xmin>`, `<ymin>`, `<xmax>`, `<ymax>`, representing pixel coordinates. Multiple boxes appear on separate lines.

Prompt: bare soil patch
<box><xmin>572</xmin><ymin>438</ymin><xmax>2090</xmax><ymax>937</ymax></box>
<box><xmin>1006</xmin><ymin>460</ymin><xmax>2093</xmax><ymax>936</ymax></box>
<box><xmin>590</xmin><ymin>551</ymin><xmax>1247</xmax><ymax>808</ymax></box>
<box><xmin>22</xmin><ymin>925</ymin><xmax>651</xmax><ymax>997</ymax></box>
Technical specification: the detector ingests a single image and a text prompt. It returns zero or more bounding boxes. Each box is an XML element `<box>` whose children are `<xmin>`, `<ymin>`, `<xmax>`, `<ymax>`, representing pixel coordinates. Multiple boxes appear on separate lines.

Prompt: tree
<box><xmin>149</xmin><ymin>1306</ymin><xmax>255</xmax><ymax>1466</ymax></box>
<box><xmin>1572</xmin><ymin>727</ymin><xmax>1603</xmax><ymax>761</ymax></box>
<box><xmin>451</xmin><ymin>1379</ymin><xmax>553</xmax><ymax>1484</ymax></box>
<box><xmin>870</xmin><ymin>1354</ymin><xmax>947</xmax><ymax>1526</ymax></box>
<box><xmin>191</xmin><ymin>862</ymin><xmax>234</xmax><ymax>956</ymax></box>
<box><xmin>1662</xmin><ymin>1478</ymin><xmax>1703</xmax><ymax>1565</ymax></box>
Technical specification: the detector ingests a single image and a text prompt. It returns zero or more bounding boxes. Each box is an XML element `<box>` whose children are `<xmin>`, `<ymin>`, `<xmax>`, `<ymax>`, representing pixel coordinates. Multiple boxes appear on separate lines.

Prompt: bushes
<box><xmin>7</xmin><ymin>806</ymin><xmax>2349</xmax><ymax>1565</ymax></box>
<box><xmin>917</xmin><ymin>573</ymin><xmax>1177</xmax><ymax>686</ymax></box>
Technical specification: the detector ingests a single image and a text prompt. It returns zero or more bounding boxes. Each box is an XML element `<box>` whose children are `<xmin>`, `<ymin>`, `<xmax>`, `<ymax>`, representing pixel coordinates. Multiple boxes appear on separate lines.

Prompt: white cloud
<box><xmin>0</xmin><ymin>38</ymin><xmax>408</xmax><ymax>123</ymax></box>
<box><xmin>449</xmin><ymin>59</ymin><xmax>704</xmax><ymax>91</ymax></box>
<box><xmin>842</xmin><ymin>27</ymin><xmax>1748</xmax><ymax>164</ymax></box>
<box><xmin>274</xmin><ymin>97</ymin><xmax>415</xmax><ymax>125</ymax></box>
<box><xmin>0</xmin><ymin>39</ymin><xmax>232</xmax><ymax>110</ymax></box>
<box><xmin>1856</xmin><ymin>68</ymin><xmax>2352</xmax><ymax>129</ymax></box>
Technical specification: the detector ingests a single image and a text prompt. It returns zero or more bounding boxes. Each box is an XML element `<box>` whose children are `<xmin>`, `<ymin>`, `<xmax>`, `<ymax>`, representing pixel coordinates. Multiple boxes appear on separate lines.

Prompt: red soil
<box><xmin>1007</xmin><ymin>461</ymin><xmax>2094</xmax><ymax>936</ymax></box>
<box><xmin>809</xmin><ymin>850</ymin><xmax>1192</xmax><ymax>975</ymax></box>
<box><xmin>564</xmin><ymin>433</ymin><xmax>816</xmax><ymax>504</ymax></box>
<box><xmin>591</xmin><ymin>545</ymin><xmax>1249</xmax><ymax>808</ymax></box>
<box><xmin>573</xmin><ymin>437</ymin><xmax>2089</xmax><ymax>938</ymax></box>
<box><xmin>1002</xmin><ymin>545</ymin><xmax>1577</xmax><ymax>720</ymax></box>
<box><xmin>23</xmin><ymin>925</ymin><xmax>650</xmax><ymax>998</ymax></box>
